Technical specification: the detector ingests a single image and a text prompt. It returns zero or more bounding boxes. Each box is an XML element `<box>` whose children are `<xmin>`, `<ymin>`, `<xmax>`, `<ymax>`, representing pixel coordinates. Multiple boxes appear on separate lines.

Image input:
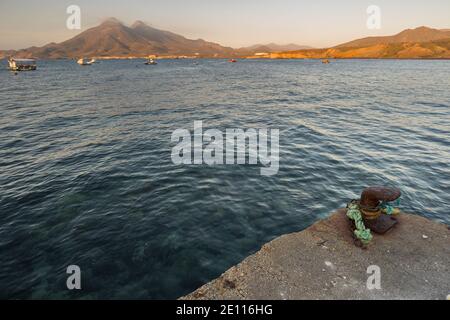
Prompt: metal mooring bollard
<box><xmin>347</xmin><ymin>186</ymin><xmax>402</xmax><ymax>247</ymax></box>
<box><xmin>359</xmin><ymin>186</ymin><xmax>401</xmax><ymax>234</ymax></box>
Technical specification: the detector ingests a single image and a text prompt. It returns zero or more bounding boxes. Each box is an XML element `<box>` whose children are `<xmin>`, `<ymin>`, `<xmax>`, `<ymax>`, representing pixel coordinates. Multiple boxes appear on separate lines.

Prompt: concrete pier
<box><xmin>182</xmin><ymin>209</ymin><xmax>449</xmax><ymax>300</ymax></box>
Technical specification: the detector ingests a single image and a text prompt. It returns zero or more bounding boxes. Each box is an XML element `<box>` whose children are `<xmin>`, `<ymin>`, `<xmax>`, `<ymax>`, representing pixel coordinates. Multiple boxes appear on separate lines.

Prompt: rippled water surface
<box><xmin>0</xmin><ymin>59</ymin><xmax>449</xmax><ymax>298</ymax></box>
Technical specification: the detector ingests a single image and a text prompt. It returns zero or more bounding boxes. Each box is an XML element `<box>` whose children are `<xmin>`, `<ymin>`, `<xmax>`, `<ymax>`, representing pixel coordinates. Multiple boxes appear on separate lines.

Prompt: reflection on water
<box><xmin>0</xmin><ymin>59</ymin><xmax>449</xmax><ymax>298</ymax></box>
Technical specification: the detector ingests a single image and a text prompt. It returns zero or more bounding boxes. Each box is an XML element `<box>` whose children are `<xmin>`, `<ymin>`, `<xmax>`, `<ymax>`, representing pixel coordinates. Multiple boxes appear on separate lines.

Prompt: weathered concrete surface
<box><xmin>183</xmin><ymin>210</ymin><xmax>449</xmax><ymax>300</ymax></box>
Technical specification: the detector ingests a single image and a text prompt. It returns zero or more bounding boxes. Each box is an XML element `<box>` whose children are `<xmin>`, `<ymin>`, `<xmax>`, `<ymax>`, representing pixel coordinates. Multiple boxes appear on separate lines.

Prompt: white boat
<box><xmin>77</xmin><ymin>58</ymin><xmax>93</xmax><ymax>66</ymax></box>
<box><xmin>8</xmin><ymin>58</ymin><xmax>37</xmax><ymax>71</ymax></box>
<box><xmin>144</xmin><ymin>58</ymin><xmax>157</xmax><ymax>65</ymax></box>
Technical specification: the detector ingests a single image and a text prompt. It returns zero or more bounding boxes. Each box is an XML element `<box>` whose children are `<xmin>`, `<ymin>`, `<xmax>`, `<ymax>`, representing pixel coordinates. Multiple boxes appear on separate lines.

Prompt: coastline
<box><xmin>2</xmin><ymin>55</ymin><xmax>449</xmax><ymax>61</ymax></box>
<box><xmin>182</xmin><ymin>209</ymin><xmax>449</xmax><ymax>300</ymax></box>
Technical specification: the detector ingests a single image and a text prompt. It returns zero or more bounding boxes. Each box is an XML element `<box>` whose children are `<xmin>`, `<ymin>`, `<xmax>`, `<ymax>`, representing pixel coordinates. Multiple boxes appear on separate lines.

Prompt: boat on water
<box><xmin>228</xmin><ymin>59</ymin><xmax>237</xmax><ymax>63</ymax></box>
<box><xmin>8</xmin><ymin>58</ymin><xmax>37</xmax><ymax>71</ymax></box>
<box><xmin>322</xmin><ymin>59</ymin><xmax>330</xmax><ymax>64</ymax></box>
<box><xmin>77</xmin><ymin>58</ymin><xmax>94</xmax><ymax>66</ymax></box>
<box><xmin>145</xmin><ymin>58</ymin><xmax>157</xmax><ymax>65</ymax></box>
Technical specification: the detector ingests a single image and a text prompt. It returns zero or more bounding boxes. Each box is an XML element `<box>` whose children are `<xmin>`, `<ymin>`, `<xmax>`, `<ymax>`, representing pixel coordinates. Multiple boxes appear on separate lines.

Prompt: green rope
<box><xmin>383</xmin><ymin>204</ymin><xmax>395</xmax><ymax>215</ymax></box>
<box><xmin>346</xmin><ymin>202</ymin><xmax>373</xmax><ymax>245</ymax></box>
<box><xmin>380</xmin><ymin>199</ymin><xmax>400</xmax><ymax>215</ymax></box>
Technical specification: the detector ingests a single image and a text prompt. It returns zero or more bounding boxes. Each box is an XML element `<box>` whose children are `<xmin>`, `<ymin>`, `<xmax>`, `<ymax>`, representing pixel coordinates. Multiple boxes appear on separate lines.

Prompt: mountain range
<box><xmin>1</xmin><ymin>18</ymin><xmax>235</xmax><ymax>58</ymax></box>
<box><xmin>240</xmin><ymin>43</ymin><xmax>313</xmax><ymax>52</ymax></box>
<box><xmin>268</xmin><ymin>27</ymin><xmax>450</xmax><ymax>59</ymax></box>
<box><xmin>1</xmin><ymin>20</ymin><xmax>449</xmax><ymax>59</ymax></box>
<box><xmin>336</xmin><ymin>26</ymin><xmax>450</xmax><ymax>48</ymax></box>
<box><xmin>0</xmin><ymin>19</ymin><xmax>309</xmax><ymax>59</ymax></box>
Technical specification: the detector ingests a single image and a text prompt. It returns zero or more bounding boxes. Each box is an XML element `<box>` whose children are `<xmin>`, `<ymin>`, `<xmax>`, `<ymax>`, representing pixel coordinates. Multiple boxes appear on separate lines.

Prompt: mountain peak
<box><xmin>7</xmin><ymin>18</ymin><xmax>239</xmax><ymax>58</ymax></box>
<box><xmin>399</xmin><ymin>26</ymin><xmax>436</xmax><ymax>34</ymax></box>
<box><xmin>131</xmin><ymin>20</ymin><xmax>148</xmax><ymax>28</ymax></box>
<box><xmin>100</xmin><ymin>17</ymin><xmax>124</xmax><ymax>26</ymax></box>
<box><xmin>336</xmin><ymin>25</ymin><xmax>450</xmax><ymax>48</ymax></box>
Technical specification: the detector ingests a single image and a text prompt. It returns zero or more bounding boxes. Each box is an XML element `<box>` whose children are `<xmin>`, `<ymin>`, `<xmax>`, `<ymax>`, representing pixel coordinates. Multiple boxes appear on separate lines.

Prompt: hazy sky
<box><xmin>1</xmin><ymin>0</ymin><xmax>449</xmax><ymax>50</ymax></box>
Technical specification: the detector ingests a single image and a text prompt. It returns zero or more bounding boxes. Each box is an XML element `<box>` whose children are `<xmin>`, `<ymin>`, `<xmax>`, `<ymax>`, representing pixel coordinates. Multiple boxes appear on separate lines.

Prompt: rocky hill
<box><xmin>261</xmin><ymin>27</ymin><xmax>450</xmax><ymax>59</ymax></box>
<box><xmin>1</xmin><ymin>18</ymin><xmax>240</xmax><ymax>59</ymax></box>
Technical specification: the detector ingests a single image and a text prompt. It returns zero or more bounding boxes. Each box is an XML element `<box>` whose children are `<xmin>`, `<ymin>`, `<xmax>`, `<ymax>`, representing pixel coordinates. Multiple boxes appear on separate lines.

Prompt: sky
<box><xmin>0</xmin><ymin>0</ymin><xmax>449</xmax><ymax>50</ymax></box>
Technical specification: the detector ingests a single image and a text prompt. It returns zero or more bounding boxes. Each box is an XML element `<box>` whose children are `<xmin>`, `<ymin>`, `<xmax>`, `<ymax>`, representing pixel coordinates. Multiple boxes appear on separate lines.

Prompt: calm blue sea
<box><xmin>0</xmin><ymin>59</ymin><xmax>449</xmax><ymax>298</ymax></box>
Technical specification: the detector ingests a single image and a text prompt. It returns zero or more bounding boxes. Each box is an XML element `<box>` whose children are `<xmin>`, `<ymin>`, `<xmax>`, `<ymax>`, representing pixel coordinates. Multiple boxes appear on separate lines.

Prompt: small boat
<box><xmin>87</xmin><ymin>58</ymin><xmax>98</xmax><ymax>64</ymax></box>
<box><xmin>8</xmin><ymin>58</ymin><xmax>37</xmax><ymax>71</ymax></box>
<box><xmin>228</xmin><ymin>59</ymin><xmax>237</xmax><ymax>63</ymax></box>
<box><xmin>145</xmin><ymin>58</ymin><xmax>157</xmax><ymax>65</ymax></box>
<box><xmin>322</xmin><ymin>59</ymin><xmax>330</xmax><ymax>64</ymax></box>
<box><xmin>77</xmin><ymin>58</ymin><xmax>93</xmax><ymax>66</ymax></box>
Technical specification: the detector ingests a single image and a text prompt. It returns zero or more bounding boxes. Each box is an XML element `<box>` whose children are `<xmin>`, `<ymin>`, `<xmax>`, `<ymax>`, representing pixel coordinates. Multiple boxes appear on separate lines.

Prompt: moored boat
<box><xmin>145</xmin><ymin>58</ymin><xmax>157</xmax><ymax>65</ymax></box>
<box><xmin>8</xmin><ymin>58</ymin><xmax>37</xmax><ymax>71</ymax></box>
<box><xmin>77</xmin><ymin>58</ymin><xmax>93</xmax><ymax>66</ymax></box>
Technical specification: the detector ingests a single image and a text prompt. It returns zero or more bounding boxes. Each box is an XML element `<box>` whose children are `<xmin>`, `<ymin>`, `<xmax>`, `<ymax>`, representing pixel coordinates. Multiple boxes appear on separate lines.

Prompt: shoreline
<box><xmin>1</xmin><ymin>56</ymin><xmax>450</xmax><ymax>61</ymax></box>
<box><xmin>182</xmin><ymin>209</ymin><xmax>449</xmax><ymax>300</ymax></box>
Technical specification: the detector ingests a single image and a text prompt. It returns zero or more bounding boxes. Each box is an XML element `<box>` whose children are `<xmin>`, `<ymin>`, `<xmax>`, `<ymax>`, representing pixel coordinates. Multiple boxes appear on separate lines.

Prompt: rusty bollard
<box><xmin>359</xmin><ymin>186</ymin><xmax>401</xmax><ymax>234</ymax></box>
